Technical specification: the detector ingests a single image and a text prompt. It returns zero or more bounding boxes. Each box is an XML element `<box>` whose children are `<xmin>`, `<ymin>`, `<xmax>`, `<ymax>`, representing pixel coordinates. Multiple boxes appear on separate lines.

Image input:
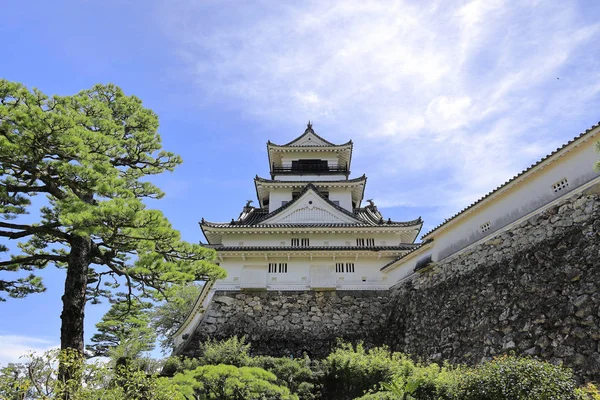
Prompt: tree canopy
<box><xmin>0</xmin><ymin>80</ymin><xmax>225</xmax><ymax>384</ymax></box>
<box><xmin>87</xmin><ymin>296</ymin><xmax>156</xmax><ymax>358</ymax></box>
<box><xmin>151</xmin><ymin>282</ymin><xmax>204</xmax><ymax>351</ymax></box>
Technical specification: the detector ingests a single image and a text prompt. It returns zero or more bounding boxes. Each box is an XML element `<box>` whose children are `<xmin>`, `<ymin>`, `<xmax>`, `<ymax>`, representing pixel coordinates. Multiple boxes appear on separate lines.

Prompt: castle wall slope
<box><xmin>388</xmin><ymin>183</ymin><xmax>600</xmax><ymax>383</ymax></box>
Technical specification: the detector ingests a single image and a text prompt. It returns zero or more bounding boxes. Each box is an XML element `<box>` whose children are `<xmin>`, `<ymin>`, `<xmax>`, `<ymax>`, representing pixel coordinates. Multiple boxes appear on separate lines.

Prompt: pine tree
<box><xmin>87</xmin><ymin>297</ymin><xmax>156</xmax><ymax>358</ymax></box>
<box><xmin>0</xmin><ymin>80</ymin><xmax>226</xmax><ymax>390</ymax></box>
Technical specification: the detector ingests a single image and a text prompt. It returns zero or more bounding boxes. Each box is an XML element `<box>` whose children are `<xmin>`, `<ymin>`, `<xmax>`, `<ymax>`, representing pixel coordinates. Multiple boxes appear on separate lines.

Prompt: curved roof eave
<box><xmin>267</xmin><ymin>125</ymin><xmax>353</xmax><ymax>148</ymax></box>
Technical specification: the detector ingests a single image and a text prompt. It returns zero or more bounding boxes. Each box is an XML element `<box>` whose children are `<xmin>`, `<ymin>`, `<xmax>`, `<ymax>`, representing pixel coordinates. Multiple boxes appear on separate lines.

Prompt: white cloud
<box><xmin>0</xmin><ymin>335</ymin><xmax>58</xmax><ymax>366</ymax></box>
<box><xmin>158</xmin><ymin>0</ymin><xmax>600</xmax><ymax>223</ymax></box>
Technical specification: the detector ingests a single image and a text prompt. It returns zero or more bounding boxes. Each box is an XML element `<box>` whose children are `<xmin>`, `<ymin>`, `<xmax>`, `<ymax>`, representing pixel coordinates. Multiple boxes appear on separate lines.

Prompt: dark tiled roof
<box><xmin>380</xmin><ymin>239</ymin><xmax>433</xmax><ymax>271</ymax></box>
<box><xmin>423</xmin><ymin>121</ymin><xmax>600</xmax><ymax>238</ymax></box>
<box><xmin>254</xmin><ymin>175</ymin><xmax>367</xmax><ymax>184</ymax></box>
<box><xmin>354</xmin><ymin>205</ymin><xmax>422</xmax><ymax>227</ymax></box>
<box><xmin>204</xmin><ymin>244</ymin><xmax>420</xmax><ymax>251</ymax></box>
<box><xmin>268</xmin><ymin>125</ymin><xmax>352</xmax><ymax>148</ymax></box>
<box><xmin>201</xmin><ymin>183</ymin><xmax>422</xmax><ymax>229</ymax></box>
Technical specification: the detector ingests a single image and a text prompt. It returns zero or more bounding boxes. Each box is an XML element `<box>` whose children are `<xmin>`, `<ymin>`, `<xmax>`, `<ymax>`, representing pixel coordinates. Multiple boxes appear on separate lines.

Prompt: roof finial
<box><xmin>307</xmin><ymin>120</ymin><xmax>313</xmax><ymax>130</ymax></box>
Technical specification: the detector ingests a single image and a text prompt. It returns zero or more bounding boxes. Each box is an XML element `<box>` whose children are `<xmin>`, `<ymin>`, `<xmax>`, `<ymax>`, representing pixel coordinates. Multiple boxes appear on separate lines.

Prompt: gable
<box><xmin>260</xmin><ymin>189</ymin><xmax>362</xmax><ymax>225</ymax></box>
<box><xmin>289</xmin><ymin>131</ymin><xmax>332</xmax><ymax>147</ymax></box>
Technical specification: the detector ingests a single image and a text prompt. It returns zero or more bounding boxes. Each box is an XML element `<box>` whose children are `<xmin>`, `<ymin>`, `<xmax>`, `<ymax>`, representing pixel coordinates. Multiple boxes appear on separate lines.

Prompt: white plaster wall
<box><xmin>269</xmin><ymin>189</ymin><xmax>293</xmax><ymax>213</ymax></box>
<box><xmin>221</xmin><ymin>232</ymin><xmax>406</xmax><ymax>246</ymax></box>
<box><xmin>267</xmin><ymin>186</ymin><xmax>359</xmax><ymax>212</ymax></box>
<box><xmin>328</xmin><ymin>187</ymin><xmax>353</xmax><ymax>211</ymax></box>
<box><xmin>214</xmin><ymin>255</ymin><xmax>395</xmax><ymax>290</ymax></box>
<box><xmin>428</xmin><ymin>135</ymin><xmax>600</xmax><ymax>261</ymax></box>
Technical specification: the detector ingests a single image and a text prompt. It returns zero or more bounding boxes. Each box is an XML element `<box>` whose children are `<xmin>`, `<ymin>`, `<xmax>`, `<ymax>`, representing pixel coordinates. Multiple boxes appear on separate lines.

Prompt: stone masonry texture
<box><xmin>182</xmin><ymin>290</ymin><xmax>391</xmax><ymax>358</ymax></box>
<box><xmin>182</xmin><ymin>183</ymin><xmax>600</xmax><ymax>383</ymax></box>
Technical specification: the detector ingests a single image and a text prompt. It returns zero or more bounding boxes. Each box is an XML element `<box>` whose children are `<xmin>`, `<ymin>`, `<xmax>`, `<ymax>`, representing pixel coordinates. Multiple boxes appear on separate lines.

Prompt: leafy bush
<box><xmin>576</xmin><ymin>383</ymin><xmax>600</xmax><ymax>400</ymax></box>
<box><xmin>321</xmin><ymin>342</ymin><xmax>415</xmax><ymax>400</ymax></box>
<box><xmin>253</xmin><ymin>355</ymin><xmax>319</xmax><ymax>399</ymax></box>
<box><xmin>458</xmin><ymin>354</ymin><xmax>578</xmax><ymax>400</ymax></box>
<box><xmin>354</xmin><ymin>361</ymin><xmax>463</xmax><ymax>400</ymax></box>
<box><xmin>173</xmin><ymin>364</ymin><xmax>298</xmax><ymax>399</ymax></box>
<box><xmin>0</xmin><ymin>349</ymin><xmax>182</xmax><ymax>400</ymax></box>
<box><xmin>198</xmin><ymin>336</ymin><xmax>253</xmax><ymax>367</ymax></box>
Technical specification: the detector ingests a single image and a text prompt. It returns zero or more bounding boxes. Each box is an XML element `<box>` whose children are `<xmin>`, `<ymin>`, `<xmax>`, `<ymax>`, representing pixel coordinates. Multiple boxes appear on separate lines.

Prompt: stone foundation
<box><xmin>388</xmin><ymin>184</ymin><xmax>600</xmax><ymax>383</ymax></box>
<box><xmin>181</xmin><ymin>290</ymin><xmax>390</xmax><ymax>358</ymax></box>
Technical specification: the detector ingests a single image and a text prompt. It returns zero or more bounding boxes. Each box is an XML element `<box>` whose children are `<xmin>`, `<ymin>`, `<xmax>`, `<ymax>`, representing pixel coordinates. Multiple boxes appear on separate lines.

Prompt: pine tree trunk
<box><xmin>58</xmin><ymin>235</ymin><xmax>91</xmax><ymax>397</ymax></box>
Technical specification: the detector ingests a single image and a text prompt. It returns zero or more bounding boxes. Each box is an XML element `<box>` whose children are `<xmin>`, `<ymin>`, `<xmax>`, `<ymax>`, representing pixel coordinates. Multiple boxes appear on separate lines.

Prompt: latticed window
<box><xmin>291</xmin><ymin>238</ymin><xmax>309</xmax><ymax>247</ymax></box>
<box><xmin>336</xmin><ymin>262</ymin><xmax>355</xmax><ymax>273</ymax></box>
<box><xmin>269</xmin><ymin>263</ymin><xmax>288</xmax><ymax>273</ymax></box>
<box><xmin>552</xmin><ymin>178</ymin><xmax>569</xmax><ymax>193</ymax></box>
<box><xmin>356</xmin><ymin>238</ymin><xmax>375</xmax><ymax>247</ymax></box>
<box><xmin>480</xmin><ymin>222</ymin><xmax>491</xmax><ymax>233</ymax></box>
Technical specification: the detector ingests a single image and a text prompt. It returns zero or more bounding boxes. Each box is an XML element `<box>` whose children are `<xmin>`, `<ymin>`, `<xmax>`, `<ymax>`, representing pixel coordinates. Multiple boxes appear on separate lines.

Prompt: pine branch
<box><xmin>0</xmin><ymin>221</ymin><xmax>70</xmax><ymax>240</ymax></box>
<box><xmin>0</xmin><ymin>254</ymin><xmax>67</xmax><ymax>267</ymax></box>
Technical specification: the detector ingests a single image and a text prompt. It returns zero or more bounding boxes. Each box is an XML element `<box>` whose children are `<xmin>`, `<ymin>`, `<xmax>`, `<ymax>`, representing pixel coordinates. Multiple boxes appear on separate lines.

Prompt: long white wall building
<box><xmin>383</xmin><ymin>122</ymin><xmax>600</xmax><ymax>284</ymax></box>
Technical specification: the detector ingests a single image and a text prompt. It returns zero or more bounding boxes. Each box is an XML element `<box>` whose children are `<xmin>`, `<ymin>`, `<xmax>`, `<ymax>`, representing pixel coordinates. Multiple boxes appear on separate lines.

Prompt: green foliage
<box><xmin>576</xmin><ymin>383</ymin><xmax>600</xmax><ymax>400</ymax></box>
<box><xmin>198</xmin><ymin>336</ymin><xmax>253</xmax><ymax>367</ymax></box>
<box><xmin>321</xmin><ymin>342</ymin><xmax>415</xmax><ymax>400</ymax></box>
<box><xmin>0</xmin><ymin>79</ymin><xmax>225</xmax><ymax>301</ymax></box>
<box><xmin>596</xmin><ymin>141</ymin><xmax>600</xmax><ymax>171</ymax></box>
<box><xmin>173</xmin><ymin>364</ymin><xmax>298</xmax><ymax>400</ymax></box>
<box><xmin>0</xmin><ymin>349</ymin><xmax>183</xmax><ymax>400</ymax></box>
<box><xmin>252</xmin><ymin>355</ymin><xmax>318</xmax><ymax>399</ymax></box>
<box><xmin>87</xmin><ymin>296</ymin><xmax>156</xmax><ymax>357</ymax></box>
<box><xmin>1</xmin><ymin>340</ymin><xmax>596</xmax><ymax>400</ymax></box>
<box><xmin>459</xmin><ymin>354</ymin><xmax>578</xmax><ymax>400</ymax></box>
<box><xmin>151</xmin><ymin>283</ymin><xmax>203</xmax><ymax>351</ymax></box>
<box><xmin>0</xmin><ymin>79</ymin><xmax>225</xmax><ymax>391</ymax></box>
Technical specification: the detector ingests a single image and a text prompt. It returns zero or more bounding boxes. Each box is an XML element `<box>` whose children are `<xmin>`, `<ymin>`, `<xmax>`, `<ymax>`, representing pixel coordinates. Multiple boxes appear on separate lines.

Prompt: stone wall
<box><xmin>181</xmin><ymin>290</ymin><xmax>390</xmax><ymax>359</ymax></box>
<box><xmin>388</xmin><ymin>184</ymin><xmax>600</xmax><ymax>382</ymax></box>
<box><xmin>181</xmin><ymin>183</ymin><xmax>600</xmax><ymax>382</ymax></box>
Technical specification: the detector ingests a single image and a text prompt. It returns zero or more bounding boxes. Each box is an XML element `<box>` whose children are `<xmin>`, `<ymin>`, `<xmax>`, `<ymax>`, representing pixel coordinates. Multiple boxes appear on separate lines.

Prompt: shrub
<box><xmin>198</xmin><ymin>336</ymin><xmax>252</xmax><ymax>367</ymax></box>
<box><xmin>321</xmin><ymin>342</ymin><xmax>415</xmax><ymax>400</ymax></box>
<box><xmin>173</xmin><ymin>364</ymin><xmax>298</xmax><ymax>399</ymax></box>
<box><xmin>458</xmin><ymin>354</ymin><xmax>578</xmax><ymax>400</ymax></box>
<box><xmin>576</xmin><ymin>383</ymin><xmax>600</xmax><ymax>400</ymax></box>
<box><xmin>253</xmin><ymin>355</ymin><xmax>318</xmax><ymax>399</ymax></box>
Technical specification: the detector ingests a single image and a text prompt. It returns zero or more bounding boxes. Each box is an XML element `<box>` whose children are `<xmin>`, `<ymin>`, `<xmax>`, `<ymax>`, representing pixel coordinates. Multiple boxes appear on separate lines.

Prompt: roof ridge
<box><xmin>267</xmin><ymin>124</ymin><xmax>352</xmax><ymax>148</ymax></box>
<box><xmin>254</xmin><ymin>174</ymin><xmax>366</xmax><ymax>184</ymax></box>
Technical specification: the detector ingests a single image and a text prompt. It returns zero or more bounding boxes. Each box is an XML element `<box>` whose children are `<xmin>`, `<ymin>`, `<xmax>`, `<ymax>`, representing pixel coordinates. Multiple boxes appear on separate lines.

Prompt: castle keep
<box><xmin>174</xmin><ymin>122</ymin><xmax>600</xmax><ymax>382</ymax></box>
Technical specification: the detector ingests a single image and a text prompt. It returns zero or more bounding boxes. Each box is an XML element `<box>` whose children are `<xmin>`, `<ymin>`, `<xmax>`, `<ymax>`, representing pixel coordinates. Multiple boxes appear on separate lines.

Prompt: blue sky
<box><xmin>1</xmin><ymin>0</ymin><xmax>600</xmax><ymax>364</ymax></box>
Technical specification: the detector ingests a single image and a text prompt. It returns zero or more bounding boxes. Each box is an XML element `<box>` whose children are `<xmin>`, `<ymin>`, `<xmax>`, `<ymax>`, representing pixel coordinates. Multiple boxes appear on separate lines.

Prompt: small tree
<box><xmin>0</xmin><ymin>80</ymin><xmax>225</xmax><ymax>390</ymax></box>
<box><xmin>87</xmin><ymin>296</ymin><xmax>156</xmax><ymax>358</ymax></box>
<box><xmin>151</xmin><ymin>283</ymin><xmax>203</xmax><ymax>351</ymax></box>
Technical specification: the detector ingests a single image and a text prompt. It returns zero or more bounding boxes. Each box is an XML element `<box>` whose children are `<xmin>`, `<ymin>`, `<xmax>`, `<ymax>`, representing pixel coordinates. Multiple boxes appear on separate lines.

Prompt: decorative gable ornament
<box><xmin>260</xmin><ymin>188</ymin><xmax>362</xmax><ymax>225</ymax></box>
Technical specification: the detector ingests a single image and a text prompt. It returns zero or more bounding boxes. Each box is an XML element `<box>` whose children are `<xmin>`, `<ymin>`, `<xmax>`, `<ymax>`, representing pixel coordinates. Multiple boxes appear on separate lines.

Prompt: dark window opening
<box><xmin>414</xmin><ymin>255</ymin><xmax>433</xmax><ymax>272</ymax></box>
<box><xmin>291</xmin><ymin>159</ymin><xmax>328</xmax><ymax>172</ymax></box>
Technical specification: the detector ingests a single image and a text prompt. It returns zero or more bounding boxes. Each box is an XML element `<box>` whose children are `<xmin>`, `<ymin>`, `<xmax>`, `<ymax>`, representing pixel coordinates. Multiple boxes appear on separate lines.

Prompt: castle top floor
<box><xmin>267</xmin><ymin>122</ymin><xmax>352</xmax><ymax>180</ymax></box>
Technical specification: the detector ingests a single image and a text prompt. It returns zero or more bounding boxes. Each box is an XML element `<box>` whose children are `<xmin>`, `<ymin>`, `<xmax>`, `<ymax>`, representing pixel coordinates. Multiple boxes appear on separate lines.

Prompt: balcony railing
<box><xmin>272</xmin><ymin>163</ymin><xmax>349</xmax><ymax>175</ymax></box>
